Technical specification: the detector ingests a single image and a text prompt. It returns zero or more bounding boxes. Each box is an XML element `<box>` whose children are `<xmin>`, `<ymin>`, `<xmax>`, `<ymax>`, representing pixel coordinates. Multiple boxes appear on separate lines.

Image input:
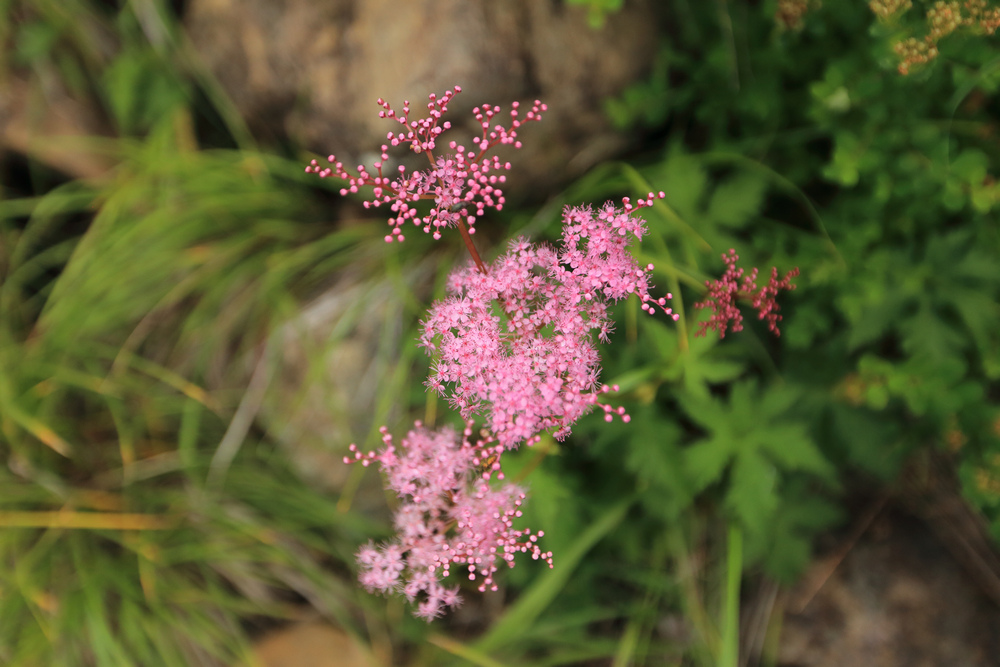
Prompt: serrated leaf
<box><xmin>758</xmin><ymin>424</ymin><xmax>832</xmax><ymax>477</ymax></box>
<box><xmin>757</xmin><ymin>384</ymin><xmax>801</xmax><ymax>420</ymax></box>
<box><xmin>624</xmin><ymin>416</ymin><xmax>692</xmax><ymax>520</ymax></box>
<box><xmin>726</xmin><ymin>450</ymin><xmax>778</xmax><ymax>538</ymax></box>
<box><xmin>726</xmin><ymin>379</ymin><xmax>760</xmax><ymax>423</ymax></box>
<box><xmin>607</xmin><ymin>366</ymin><xmax>657</xmax><ymax>394</ymax></box>
<box><xmin>677</xmin><ymin>391</ymin><xmax>727</xmax><ymax>431</ymax></box>
<box><xmin>684</xmin><ymin>433</ymin><xmax>737</xmax><ymax>493</ymax></box>
<box><xmin>503</xmin><ymin>455</ymin><xmax>580</xmax><ymax>563</ymax></box>
<box><xmin>672</xmin><ymin>334</ymin><xmax>746</xmax><ymax>399</ymax></box>
<box><xmin>900</xmin><ymin>303</ymin><xmax>966</xmax><ymax>363</ymax></box>
<box><xmin>641</xmin><ymin>316</ymin><xmax>679</xmax><ymax>360</ymax></box>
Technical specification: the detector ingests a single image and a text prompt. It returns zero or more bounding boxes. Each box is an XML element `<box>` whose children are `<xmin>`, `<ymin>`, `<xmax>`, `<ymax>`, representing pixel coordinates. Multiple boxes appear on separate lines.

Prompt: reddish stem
<box><xmin>421</xmin><ymin>148</ymin><xmax>488</xmax><ymax>274</ymax></box>
<box><xmin>457</xmin><ymin>219</ymin><xmax>487</xmax><ymax>274</ymax></box>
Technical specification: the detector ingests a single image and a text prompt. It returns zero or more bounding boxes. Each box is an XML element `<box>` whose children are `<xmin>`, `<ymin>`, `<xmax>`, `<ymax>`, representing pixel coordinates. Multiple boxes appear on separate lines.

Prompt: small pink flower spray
<box><xmin>345</xmin><ymin>423</ymin><xmax>549</xmax><ymax>620</ymax></box>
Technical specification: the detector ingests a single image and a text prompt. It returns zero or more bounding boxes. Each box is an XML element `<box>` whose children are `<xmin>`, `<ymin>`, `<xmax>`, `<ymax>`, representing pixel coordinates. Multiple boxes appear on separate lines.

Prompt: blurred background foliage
<box><xmin>1</xmin><ymin>0</ymin><xmax>999</xmax><ymax>665</ymax></box>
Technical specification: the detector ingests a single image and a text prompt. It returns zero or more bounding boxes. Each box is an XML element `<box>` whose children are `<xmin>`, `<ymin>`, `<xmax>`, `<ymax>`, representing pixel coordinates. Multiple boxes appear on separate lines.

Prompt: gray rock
<box><xmin>185</xmin><ymin>0</ymin><xmax>660</xmax><ymax>195</ymax></box>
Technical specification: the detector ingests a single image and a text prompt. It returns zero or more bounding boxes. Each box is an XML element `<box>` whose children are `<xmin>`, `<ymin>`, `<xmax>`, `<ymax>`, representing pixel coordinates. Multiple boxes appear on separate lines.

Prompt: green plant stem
<box><xmin>719</xmin><ymin>524</ymin><xmax>743</xmax><ymax>667</ymax></box>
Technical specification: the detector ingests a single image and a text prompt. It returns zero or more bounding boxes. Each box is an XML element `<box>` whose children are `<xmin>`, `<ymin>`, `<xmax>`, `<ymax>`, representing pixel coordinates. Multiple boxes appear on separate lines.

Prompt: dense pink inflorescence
<box><xmin>694</xmin><ymin>249</ymin><xmax>799</xmax><ymax>338</ymax></box>
<box><xmin>323</xmin><ymin>86</ymin><xmax>691</xmax><ymax>620</ymax></box>
<box><xmin>419</xmin><ymin>195</ymin><xmax>680</xmax><ymax>449</ymax></box>
<box><xmin>305</xmin><ymin>86</ymin><xmax>546</xmax><ymax>242</ymax></box>
<box><xmin>345</xmin><ymin>422</ymin><xmax>552</xmax><ymax>620</ymax></box>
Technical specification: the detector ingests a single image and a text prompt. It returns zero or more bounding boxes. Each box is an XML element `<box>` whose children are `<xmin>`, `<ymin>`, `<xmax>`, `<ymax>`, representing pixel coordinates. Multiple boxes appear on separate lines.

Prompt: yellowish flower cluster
<box><xmin>775</xmin><ymin>0</ymin><xmax>821</xmax><ymax>31</ymax></box>
<box><xmin>870</xmin><ymin>0</ymin><xmax>913</xmax><ymax>20</ymax></box>
<box><xmin>877</xmin><ymin>1</ymin><xmax>1000</xmax><ymax>74</ymax></box>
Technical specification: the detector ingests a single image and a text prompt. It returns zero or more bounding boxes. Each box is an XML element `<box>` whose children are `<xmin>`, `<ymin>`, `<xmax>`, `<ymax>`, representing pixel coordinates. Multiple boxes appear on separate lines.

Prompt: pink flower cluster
<box><xmin>316</xmin><ymin>87</ymin><xmax>701</xmax><ymax>620</ymax></box>
<box><xmin>694</xmin><ymin>249</ymin><xmax>799</xmax><ymax>338</ymax></box>
<box><xmin>419</xmin><ymin>195</ymin><xmax>680</xmax><ymax>449</ymax></box>
<box><xmin>345</xmin><ymin>423</ymin><xmax>552</xmax><ymax>620</ymax></box>
<box><xmin>305</xmin><ymin>86</ymin><xmax>546</xmax><ymax>242</ymax></box>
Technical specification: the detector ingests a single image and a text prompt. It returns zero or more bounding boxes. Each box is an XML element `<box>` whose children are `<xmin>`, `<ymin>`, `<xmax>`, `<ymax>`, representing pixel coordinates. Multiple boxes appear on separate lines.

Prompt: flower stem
<box><xmin>457</xmin><ymin>218</ymin><xmax>487</xmax><ymax>274</ymax></box>
<box><xmin>421</xmin><ymin>147</ymin><xmax>487</xmax><ymax>274</ymax></box>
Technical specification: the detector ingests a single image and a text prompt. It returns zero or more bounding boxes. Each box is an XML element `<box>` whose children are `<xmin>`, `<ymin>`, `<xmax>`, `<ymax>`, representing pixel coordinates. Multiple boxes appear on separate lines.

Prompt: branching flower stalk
<box><xmin>311</xmin><ymin>87</ymin><xmax>795</xmax><ymax>619</ymax></box>
<box><xmin>306</xmin><ymin>85</ymin><xmax>545</xmax><ymax>272</ymax></box>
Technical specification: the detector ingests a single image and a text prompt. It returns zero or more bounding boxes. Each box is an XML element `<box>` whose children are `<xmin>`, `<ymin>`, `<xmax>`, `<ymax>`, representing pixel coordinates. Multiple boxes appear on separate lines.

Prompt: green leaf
<box><xmin>707</xmin><ymin>171</ymin><xmax>768</xmax><ymax>228</ymax></box>
<box><xmin>726</xmin><ymin>451</ymin><xmax>778</xmax><ymax>539</ymax></box>
<box><xmin>829</xmin><ymin>405</ymin><xmax>903</xmax><ymax>479</ymax></box>
<box><xmin>759</xmin><ymin>492</ymin><xmax>842</xmax><ymax>583</ymax></box>
<box><xmin>657</xmin><ymin>148</ymin><xmax>708</xmax><ymax>222</ymax></box>
<box><xmin>758</xmin><ymin>423</ymin><xmax>833</xmax><ymax>477</ymax></box>
<box><xmin>900</xmin><ymin>302</ymin><xmax>966</xmax><ymax>363</ymax></box>
<box><xmin>823</xmin><ymin>132</ymin><xmax>862</xmax><ymax>186</ymax></box>
<box><xmin>684</xmin><ymin>432</ymin><xmax>736</xmax><ymax>493</ymax></box>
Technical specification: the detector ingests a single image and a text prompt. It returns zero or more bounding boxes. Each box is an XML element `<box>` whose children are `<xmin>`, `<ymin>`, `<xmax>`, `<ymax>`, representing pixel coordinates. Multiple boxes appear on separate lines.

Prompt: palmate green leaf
<box><xmin>622</xmin><ymin>408</ymin><xmax>691</xmax><ymax>521</ymax></box>
<box><xmin>758</xmin><ymin>423</ymin><xmax>832</xmax><ymax>476</ymax></box>
<box><xmin>642</xmin><ymin>317</ymin><xmax>746</xmax><ymax>400</ymax></box>
<box><xmin>641</xmin><ymin>315</ymin><xmax>680</xmax><ymax>361</ymax></box>
<box><xmin>680</xmin><ymin>381</ymin><xmax>831</xmax><ymax>539</ymax></box>
<box><xmin>641</xmin><ymin>145</ymin><xmax>773</xmax><ymax>259</ymax></box>
<box><xmin>842</xmin><ymin>228</ymin><xmax>998</xmax><ymax>377</ymax></box>
<box><xmin>725</xmin><ymin>450</ymin><xmax>778</xmax><ymax>542</ymax></box>
<box><xmin>677</xmin><ymin>388</ymin><xmax>729</xmax><ymax>434</ymax></box>
<box><xmin>677</xmin><ymin>333</ymin><xmax>746</xmax><ymax>401</ymax></box>
<box><xmin>857</xmin><ymin>351</ymin><xmax>982</xmax><ymax>419</ymax></box>
<box><xmin>894</xmin><ymin>354</ymin><xmax>981</xmax><ymax>418</ymax></box>
<box><xmin>755</xmin><ymin>383</ymin><xmax>800</xmax><ymax>420</ymax></box>
<box><xmin>950</xmin><ymin>243</ymin><xmax>1000</xmax><ymax>284</ymax></box>
<box><xmin>682</xmin><ymin>430</ymin><xmax>737</xmax><ymax>495</ymax></box>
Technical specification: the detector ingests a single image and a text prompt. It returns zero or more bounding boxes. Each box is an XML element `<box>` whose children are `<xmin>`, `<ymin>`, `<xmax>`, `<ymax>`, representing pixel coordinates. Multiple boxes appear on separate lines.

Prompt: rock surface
<box><xmin>249</xmin><ymin>621</ymin><xmax>375</xmax><ymax>667</ymax></box>
<box><xmin>184</xmin><ymin>0</ymin><xmax>660</xmax><ymax>195</ymax></box>
<box><xmin>777</xmin><ymin>506</ymin><xmax>1000</xmax><ymax>667</ymax></box>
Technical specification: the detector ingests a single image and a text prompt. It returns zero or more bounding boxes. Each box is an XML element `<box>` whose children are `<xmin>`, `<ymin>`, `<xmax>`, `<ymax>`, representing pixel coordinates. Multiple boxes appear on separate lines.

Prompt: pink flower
<box><xmin>345</xmin><ymin>422</ymin><xmax>551</xmax><ymax>620</ymax></box>
<box><xmin>420</xmin><ymin>195</ymin><xmax>679</xmax><ymax>449</ymax></box>
<box><xmin>694</xmin><ymin>249</ymin><xmax>799</xmax><ymax>338</ymax></box>
<box><xmin>305</xmin><ymin>86</ymin><xmax>546</xmax><ymax>242</ymax></box>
